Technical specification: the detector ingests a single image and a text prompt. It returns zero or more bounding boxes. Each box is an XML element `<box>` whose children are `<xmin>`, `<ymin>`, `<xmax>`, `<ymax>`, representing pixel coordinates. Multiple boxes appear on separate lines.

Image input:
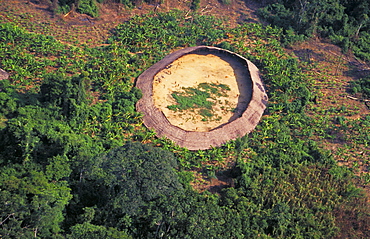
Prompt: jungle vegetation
<box><xmin>0</xmin><ymin>1</ymin><xmax>369</xmax><ymax>238</ymax></box>
<box><xmin>258</xmin><ymin>0</ymin><xmax>370</xmax><ymax>61</ymax></box>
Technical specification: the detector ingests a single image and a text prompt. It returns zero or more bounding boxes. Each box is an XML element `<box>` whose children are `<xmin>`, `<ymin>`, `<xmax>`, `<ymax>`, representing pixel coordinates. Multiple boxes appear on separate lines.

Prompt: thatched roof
<box><xmin>136</xmin><ymin>46</ymin><xmax>268</xmax><ymax>150</ymax></box>
<box><xmin>0</xmin><ymin>68</ymin><xmax>9</xmax><ymax>80</ymax></box>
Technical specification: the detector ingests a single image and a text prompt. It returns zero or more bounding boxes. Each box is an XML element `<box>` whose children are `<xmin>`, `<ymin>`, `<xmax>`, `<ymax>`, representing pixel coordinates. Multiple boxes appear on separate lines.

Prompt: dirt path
<box><xmin>153</xmin><ymin>52</ymin><xmax>252</xmax><ymax>132</ymax></box>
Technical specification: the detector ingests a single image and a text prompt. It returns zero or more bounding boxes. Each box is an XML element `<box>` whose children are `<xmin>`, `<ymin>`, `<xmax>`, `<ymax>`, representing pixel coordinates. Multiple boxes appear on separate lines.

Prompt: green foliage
<box><xmin>257</xmin><ymin>3</ymin><xmax>294</xmax><ymax>31</ymax></box>
<box><xmin>219</xmin><ymin>0</ymin><xmax>231</xmax><ymax>5</ymax></box>
<box><xmin>0</xmin><ymin>80</ymin><xmax>17</xmax><ymax>119</ymax></box>
<box><xmin>258</xmin><ymin>0</ymin><xmax>370</xmax><ymax>61</ymax></box>
<box><xmin>191</xmin><ymin>0</ymin><xmax>200</xmax><ymax>10</ymax></box>
<box><xmin>77</xmin><ymin>0</ymin><xmax>99</xmax><ymax>18</ymax></box>
<box><xmin>220</xmin><ymin>164</ymin><xmax>352</xmax><ymax>238</ymax></box>
<box><xmin>109</xmin><ymin>11</ymin><xmax>225</xmax><ymax>54</ymax></box>
<box><xmin>216</xmin><ymin>41</ymin><xmax>236</xmax><ymax>51</ymax></box>
<box><xmin>65</xmin><ymin>142</ymin><xmax>183</xmax><ymax>236</ymax></box>
<box><xmin>39</xmin><ymin>72</ymin><xmax>92</xmax><ymax>119</ymax></box>
<box><xmin>68</xmin><ymin>222</ymin><xmax>132</xmax><ymax>239</ymax></box>
<box><xmin>56</xmin><ymin>0</ymin><xmax>99</xmax><ymax>17</ymax></box>
<box><xmin>0</xmin><ymin>163</ymin><xmax>72</xmax><ymax>238</ymax></box>
<box><xmin>169</xmin><ymin>88</ymin><xmax>213</xmax><ymax>111</ymax></box>
<box><xmin>351</xmin><ymin>75</ymin><xmax>370</xmax><ymax>99</ymax></box>
<box><xmin>168</xmin><ymin>83</ymin><xmax>230</xmax><ymax>121</ymax></box>
<box><xmin>0</xmin><ymin>22</ymin><xmax>81</xmax><ymax>90</ymax></box>
<box><xmin>352</xmin><ymin>31</ymin><xmax>370</xmax><ymax>61</ymax></box>
<box><xmin>0</xmin><ymin>9</ymin><xmax>369</xmax><ymax>238</ymax></box>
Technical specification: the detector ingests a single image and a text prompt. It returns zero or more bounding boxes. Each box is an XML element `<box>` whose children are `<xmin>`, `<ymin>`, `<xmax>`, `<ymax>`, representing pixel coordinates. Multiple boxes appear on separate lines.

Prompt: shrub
<box><xmin>77</xmin><ymin>0</ymin><xmax>99</xmax><ymax>18</ymax></box>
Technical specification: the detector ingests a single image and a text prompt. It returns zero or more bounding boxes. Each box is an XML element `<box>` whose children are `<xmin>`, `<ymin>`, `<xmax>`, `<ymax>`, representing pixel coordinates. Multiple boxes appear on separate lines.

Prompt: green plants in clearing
<box><xmin>167</xmin><ymin>82</ymin><xmax>230</xmax><ymax>121</ymax></box>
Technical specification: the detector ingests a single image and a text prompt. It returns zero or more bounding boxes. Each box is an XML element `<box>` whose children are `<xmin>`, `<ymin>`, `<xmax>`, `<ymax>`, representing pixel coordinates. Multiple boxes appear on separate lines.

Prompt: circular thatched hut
<box><xmin>136</xmin><ymin>46</ymin><xmax>268</xmax><ymax>150</ymax></box>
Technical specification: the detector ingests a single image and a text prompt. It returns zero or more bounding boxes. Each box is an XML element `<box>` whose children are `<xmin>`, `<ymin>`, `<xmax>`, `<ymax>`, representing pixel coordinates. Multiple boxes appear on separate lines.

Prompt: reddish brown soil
<box><xmin>288</xmin><ymin>39</ymin><xmax>370</xmax><ymax>197</ymax></box>
<box><xmin>0</xmin><ymin>0</ymin><xmax>261</xmax><ymax>46</ymax></box>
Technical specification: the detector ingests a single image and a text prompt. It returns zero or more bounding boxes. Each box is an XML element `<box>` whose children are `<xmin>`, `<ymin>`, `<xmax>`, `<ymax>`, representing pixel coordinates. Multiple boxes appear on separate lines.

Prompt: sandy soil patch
<box><xmin>153</xmin><ymin>52</ymin><xmax>252</xmax><ymax>132</ymax></box>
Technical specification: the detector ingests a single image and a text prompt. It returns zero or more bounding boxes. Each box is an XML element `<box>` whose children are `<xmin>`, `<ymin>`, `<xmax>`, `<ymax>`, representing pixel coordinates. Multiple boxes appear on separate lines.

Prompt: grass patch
<box><xmin>167</xmin><ymin>82</ymin><xmax>230</xmax><ymax>121</ymax></box>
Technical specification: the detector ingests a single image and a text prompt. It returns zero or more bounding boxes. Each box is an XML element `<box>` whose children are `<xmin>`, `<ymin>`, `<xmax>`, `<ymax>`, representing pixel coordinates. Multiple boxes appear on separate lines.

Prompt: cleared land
<box><xmin>153</xmin><ymin>52</ymin><xmax>252</xmax><ymax>132</ymax></box>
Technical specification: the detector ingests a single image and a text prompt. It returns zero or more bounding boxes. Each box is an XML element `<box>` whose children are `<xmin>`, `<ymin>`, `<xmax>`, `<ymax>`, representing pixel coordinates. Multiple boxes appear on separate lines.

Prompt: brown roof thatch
<box><xmin>0</xmin><ymin>68</ymin><xmax>9</xmax><ymax>80</ymax></box>
<box><xmin>136</xmin><ymin>46</ymin><xmax>268</xmax><ymax>150</ymax></box>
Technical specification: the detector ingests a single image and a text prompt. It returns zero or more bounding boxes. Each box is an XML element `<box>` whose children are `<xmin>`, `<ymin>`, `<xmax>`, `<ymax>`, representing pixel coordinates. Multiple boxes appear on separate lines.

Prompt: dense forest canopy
<box><xmin>0</xmin><ymin>0</ymin><xmax>369</xmax><ymax>238</ymax></box>
<box><xmin>258</xmin><ymin>0</ymin><xmax>370</xmax><ymax>61</ymax></box>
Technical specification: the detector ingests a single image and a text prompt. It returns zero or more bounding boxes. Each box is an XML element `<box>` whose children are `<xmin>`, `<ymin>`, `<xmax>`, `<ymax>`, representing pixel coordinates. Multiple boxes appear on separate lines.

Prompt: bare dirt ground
<box><xmin>153</xmin><ymin>52</ymin><xmax>252</xmax><ymax>131</ymax></box>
